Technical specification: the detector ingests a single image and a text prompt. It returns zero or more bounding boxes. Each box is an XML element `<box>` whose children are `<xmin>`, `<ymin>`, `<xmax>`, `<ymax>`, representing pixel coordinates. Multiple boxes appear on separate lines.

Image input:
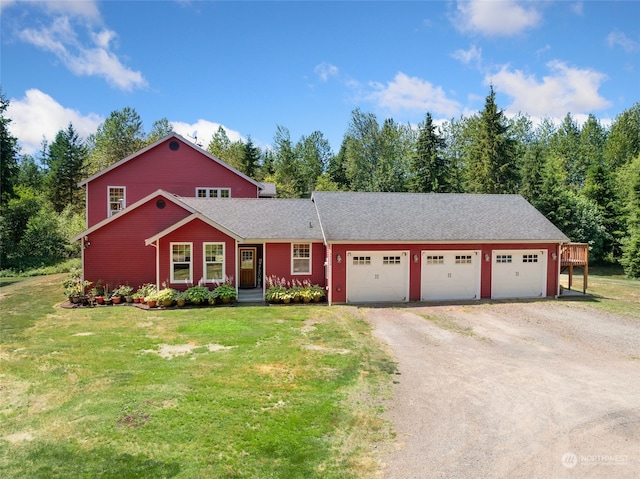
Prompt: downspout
<box><xmin>311</xmin><ymin>195</ymin><xmax>331</xmax><ymax>305</ymax></box>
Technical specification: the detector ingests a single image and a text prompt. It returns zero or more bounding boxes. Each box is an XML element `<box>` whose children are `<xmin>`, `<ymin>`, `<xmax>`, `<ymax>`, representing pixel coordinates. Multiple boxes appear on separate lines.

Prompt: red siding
<box><xmin>329</xmin><ymin>243</ymin><xmax>561</xmax><ymax>303</ymax></box>
<box><xmin>158</xmin><ymin>218</ymin><xmax>237</xmax><ymax>290</ymax></box>
<box><xmin>83</xmin><ymin>195</ymin><xmax>190</xmax><ymax>290</ymax></box>
<box><xmin>86</xmin><ymin>138</ymin><xmax>259</xmax><ymax>227</ymax></box>
<box><xmin>265</xmin><ymin>243</ymin><xmax>325</xmax><ymax>287</ymax></box>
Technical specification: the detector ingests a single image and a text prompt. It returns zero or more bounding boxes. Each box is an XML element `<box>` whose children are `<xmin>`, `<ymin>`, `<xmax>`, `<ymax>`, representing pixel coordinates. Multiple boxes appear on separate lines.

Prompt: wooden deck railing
<box><xmin>560</xmin><ymin>243</ymin><xmax>589</xmax><ymax>294</ymax></box>
<box><xmin>561</xmin><ymin>243</ymin><xmax>589</xmax><ymax>266</ymax></box>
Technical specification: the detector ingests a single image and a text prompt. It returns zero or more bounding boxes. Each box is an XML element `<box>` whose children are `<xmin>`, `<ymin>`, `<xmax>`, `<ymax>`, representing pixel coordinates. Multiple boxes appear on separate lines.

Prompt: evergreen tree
<box><xmin>549</xmin><ymin>113</ymin><xmax>582</xmax><ymax>189</ymax></box>
<box><xmin>326</xmin><ymin>142</ymin><xmax>350</xmax><ymax>190</ymax></box>
<box><xmin>17</xmin><ymin>155</ymin><xmax>45</xmax><ymax>191</ymax></box>
<box><xmin>46</xmin><ymin>124</ymin><xmax>88</xmax><ymax>213</ymax></box>
<box><xmin>0</xmin><ymin>89</ymin><xmax>20</xmax><ymax>205</ymax></box>
<box><xmin>242</xmin><ymin>136</ymin><xmax>261</xmax><ymax>178</ymax></box>
<box><xmin>409</xmin><ymin>112</ymin><xmax>449</xmax><ymax>193</ymax></box>
<box><xmin>464</xmin><ymin>86</ymin><xmax>517</xmax><ymax>193</ymax></box>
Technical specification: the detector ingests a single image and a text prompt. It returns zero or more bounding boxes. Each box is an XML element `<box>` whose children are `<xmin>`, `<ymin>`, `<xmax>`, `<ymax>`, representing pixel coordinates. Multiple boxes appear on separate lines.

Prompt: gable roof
<box><xmin>70</xmin><ymin>189</ymin><xmax>194</xmax><ymax>242</ymax></box>
<box><xmin>311</xmin><ymin>191</ymin><xmax>570</xmax><ymax>243</ymax></box>
<box><xmin>77</xmin><ymin>132</ymin><xmax>265</xmax><ymax>192</ymax></box>
<box><xmin>177</xmin><ymin>197</ymin><xmax>323</xmax><ymax>241</ymax></box>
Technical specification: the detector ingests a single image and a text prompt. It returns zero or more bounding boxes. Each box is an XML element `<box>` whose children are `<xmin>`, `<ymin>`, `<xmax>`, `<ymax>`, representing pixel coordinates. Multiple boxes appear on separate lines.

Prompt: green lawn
<box><xmin>560</xmin><ymin>265</ymin><xmax>640</xmax><ymax>317</ymax></box>
<box><xmin>0</xmin><ymin>275</ymin><xmax>394</xmax><ymax>478</ymax></box>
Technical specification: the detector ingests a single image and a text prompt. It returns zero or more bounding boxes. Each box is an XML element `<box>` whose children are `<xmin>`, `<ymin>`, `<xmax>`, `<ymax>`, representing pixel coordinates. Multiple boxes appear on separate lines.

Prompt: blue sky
<box><xmin>2</xmin><ymin>0</ymin><xmax>639</xmax><ymax>156</ymax></box>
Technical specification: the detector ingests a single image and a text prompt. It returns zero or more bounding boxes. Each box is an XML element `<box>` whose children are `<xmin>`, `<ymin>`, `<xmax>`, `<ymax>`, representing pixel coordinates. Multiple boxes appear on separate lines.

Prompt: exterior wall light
<box><xmin>484</xmin><ymin>253</ymin><xmax>490</xmax><ymax>262</ymax></box>
<box><xmin>551</xmin><ymin>252</ymin><xmax>557</xmax><ymax>260</ymax></box>
<box><xmin>336</xmin><ymin>253</ymin><xmax>342</xmax><ymax>263</ymax></box>
<box><xmin>413</xmin><ymin>254</ymin><xmax>419</xmax><ymax>263</ymax></box>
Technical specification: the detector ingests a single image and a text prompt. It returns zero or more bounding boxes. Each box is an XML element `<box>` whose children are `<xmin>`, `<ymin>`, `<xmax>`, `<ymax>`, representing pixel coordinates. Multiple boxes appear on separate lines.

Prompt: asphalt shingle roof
<box><xmin>178</xmin><ymin>197</ymin><xmax>323</xmax><ymax>240</ymax></box>
<box><xmin>311</xmin><ymin>191</ymin><xmax>570</xmax><ymax>242</ymax></box>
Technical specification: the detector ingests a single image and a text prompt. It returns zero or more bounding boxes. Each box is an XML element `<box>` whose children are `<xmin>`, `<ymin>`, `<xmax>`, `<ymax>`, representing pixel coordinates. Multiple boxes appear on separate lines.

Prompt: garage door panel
<box><xmin>421</xmin><ymin>251</ymin><xmax>480</xmax><ymax>301</ymax></box>
<box><xmin>492</xmin><ymin>250</ymin><xmax>546</xmax><ymax>299</ymax></box>
<box><xmin>346</xmin><ymin>251</ymin><xmax>408</xmax><ymax>303</ymax></box>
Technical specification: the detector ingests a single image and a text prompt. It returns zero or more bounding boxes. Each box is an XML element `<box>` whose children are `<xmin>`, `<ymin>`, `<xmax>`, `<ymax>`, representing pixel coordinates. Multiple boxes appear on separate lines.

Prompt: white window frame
<box><xmin>203</xmin><ymin>242</ymin><xmax>225</xmax><ymax>284</ymax></box>
<box><xmin>291</xmin><ymin>243</ymin><xmax>311</xmax><ymax>275</ymax></box>
<box><xmin>108</xmin><ymin>186</ymin><xmax>126</xmax><ymax>217</ymax></box>
<box><xmin>170</xmin><ymin>242</ymin><xmax>193</xmax><ymax>284</ymax></box>
<box><xmin>195</xmin><ymin>187</ymin><xmax>231</xmax><ymax>198</ymax></box>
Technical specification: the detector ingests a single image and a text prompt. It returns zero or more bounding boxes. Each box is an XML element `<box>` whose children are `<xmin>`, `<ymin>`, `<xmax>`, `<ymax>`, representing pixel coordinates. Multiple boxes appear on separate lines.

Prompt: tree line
<box><xmin>1</xmin><ymin>86</ymin><xmax>639</xmax><ymax>277</ymax></box>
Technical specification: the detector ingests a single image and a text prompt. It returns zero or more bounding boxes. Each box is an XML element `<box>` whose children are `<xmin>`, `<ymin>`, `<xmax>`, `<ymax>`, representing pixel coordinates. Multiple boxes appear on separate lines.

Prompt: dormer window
<box><xmin>196</xmin><ymin>187</ymin><xmax>230</xmax><ymax>198</ymax></box>
<box><xmin>108</xmin><ymin>187</ymin><xmax>125</xmax><ymax>216</ymax></box>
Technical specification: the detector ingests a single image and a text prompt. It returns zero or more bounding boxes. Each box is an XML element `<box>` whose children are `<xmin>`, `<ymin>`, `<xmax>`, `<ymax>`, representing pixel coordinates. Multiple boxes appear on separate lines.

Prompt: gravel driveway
<box><xmin>364</xmin><ymin>301</ymin><xmax>640</xmax><ymax>479</ymax></box>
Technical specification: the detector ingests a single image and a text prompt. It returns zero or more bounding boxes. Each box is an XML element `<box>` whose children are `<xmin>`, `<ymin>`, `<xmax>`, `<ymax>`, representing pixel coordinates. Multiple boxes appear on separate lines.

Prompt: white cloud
<box><xmin>489</xmin><ymin>60</ymin><xmax>611</xmax><ymax>117</ymax></box>
<box><xmin>170</xmin><ymin>120</ymin><xmax>244</xmax><ymax>147</ymax></box>
<box><xmin>451</xmin><ymin>44</ymin><xmax>482</xmax><ymax>68</ymax></box>
<box><xmin>0</xmin><ymin>0</ymin><xmax>101</xmax><ymax>20</ymax></box>
<box><xmin>19</xmin><ymin>16</ymin><xmax>146</xmax><ymax>91</ymax></box>
<box><xmin>7</xmin><ymin>89</ymin><xmax>103</xmax><ymax>155</ymax></box>
<box><xmin>453</xmin><ymin>0</ymin><xmax>542</xmax><ymax>36</ymax></box>
<box><xmin>368</xmin><ymin>72</ymin><xmax>461</xmax><ymax>117</ymax></box>
<box><xmin>607</xmin><ymin>31</ymin><xmax>640</xmax><ymax>53</ymax></box>
<box><xmin>314</xmin><ymin>62</ymin><xmax>339</xmax><ymax>82</ymax></box>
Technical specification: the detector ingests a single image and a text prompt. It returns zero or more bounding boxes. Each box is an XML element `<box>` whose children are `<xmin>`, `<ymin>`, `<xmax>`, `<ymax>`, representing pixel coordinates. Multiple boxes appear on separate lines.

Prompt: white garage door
<box><xmin>492</xmin><ymin>249</ymin><xmax>547</xmax><ymax>299</ymax></box>
<box><xmin>421</xmin><ymin>250</ymin><xmax>481</xmax><ymax>301</ymax></box>
<box><xmin>346</xmin><ymin>251</ymin><xmax>409</xmax><ymax>303</ymax></box>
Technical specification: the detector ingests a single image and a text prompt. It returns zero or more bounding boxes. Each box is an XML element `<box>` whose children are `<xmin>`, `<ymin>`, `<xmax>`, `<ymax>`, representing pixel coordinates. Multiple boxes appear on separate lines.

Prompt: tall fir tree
<box><xmin>45</xmin><ymin>124</ymin><xmax>88</xmax><ymax>213</ymax></box>
<box><xmin>242</xmin><ymin>136</ymin><xmax>261</xmax><ymax>178</ymax></box>
<box><xmin>409</xmin><ymin>112</ymin><xmax>449</xmax><ymax>193</ymax></box>
<box><xmin>0</xmin><ymin>89</ymin><xmax>20</xmax><ymax>206</ymax></box>
<box><xmin>465</xmin><ymin>86</ymin><xmax>517</xmax><ymax>194</ymax></box>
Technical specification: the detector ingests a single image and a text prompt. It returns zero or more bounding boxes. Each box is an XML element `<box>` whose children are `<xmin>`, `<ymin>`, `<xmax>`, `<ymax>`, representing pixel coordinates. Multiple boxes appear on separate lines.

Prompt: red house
<box><xmin>73</xmin><ymin>133</ymin><xmax>570</xmax><ymax>304</ymax></box>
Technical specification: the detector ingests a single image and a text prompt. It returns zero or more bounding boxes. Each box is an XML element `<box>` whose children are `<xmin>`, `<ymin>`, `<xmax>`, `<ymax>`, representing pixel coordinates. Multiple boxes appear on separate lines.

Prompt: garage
<box><xmin>346</xmin><ymin>250</ymin><xmax>409</xmax><ymax>303</ymax></box>
<box><xmin>491</xmin><ymin>249</ymin><xmax>547</xmax><ymax>299</ymax></box>
<box><xmin>421</xmin><ymin>250</ymin><xmax>481</xmax><ymax>301</ymax></box>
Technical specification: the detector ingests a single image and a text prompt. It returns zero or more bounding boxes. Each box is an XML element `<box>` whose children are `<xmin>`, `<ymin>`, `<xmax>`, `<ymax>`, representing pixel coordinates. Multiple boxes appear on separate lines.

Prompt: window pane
<box><xmin>293</xmin><ymin>258</ymin><xmax>310</xmax><ymax>273</ymax></box>
<box><xmin>206</xmin><ymin>264</ymin><xmax>223</xmax><ymax>281</ymax></box>
<box><xmin>173</xmin><ymin>263</ymin><xmax>190</xmax><ymax>281</ymax></box>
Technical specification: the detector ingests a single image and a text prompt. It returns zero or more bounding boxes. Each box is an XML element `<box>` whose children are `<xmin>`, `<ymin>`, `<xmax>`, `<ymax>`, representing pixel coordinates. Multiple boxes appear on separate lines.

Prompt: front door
<box><xmin>239</xmin><ymin>248</ymin><xmax>256</xmax><ymax>288</ymax></box>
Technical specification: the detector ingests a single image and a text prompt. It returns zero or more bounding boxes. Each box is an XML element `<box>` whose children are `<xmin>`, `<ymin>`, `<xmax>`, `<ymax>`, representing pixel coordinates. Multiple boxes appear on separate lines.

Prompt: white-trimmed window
<box><xmin>455</xmin><ymin>255</ymin><xmax>472</xmax><ymax>264</ymax></box>
<box><xmin>171</xmin><ymin>243</ymin><xmax>192</xmax><ymax>283</ymax></box>
<box><xmin>496</xmin><ymin>255</ymin><xmax>512</xmax><ymax>263</ymax></box>
<box><xmin>292</xmin><ymin>243</ymin><xmax>311</xmax><ymax>274</ymax></box>
<box><xmin>196</xmin><ymin>188</ymin><xmax>231</xmax><ymax>198</ymax></box>
<box><xmin>523</xmin><ymin>254</ymin><xmax>538</xmax><ymax>263</ymax></box>
<box><xmin>203</xmin><ymin>243</ymin><xmax>225</xmax><ymax>283</ymax></box>
<box><xmin>353</xmin><ymin>256</ymin><xmax>371</xmax><ymax>265</ymax></box>
<box><xmin>108</xmin><ymin>187</ymin><xmax>125</xmax><ymax>216</ymax></box>
<box><xmin>383</xmin><ymin>256</ymin><xmax>401</xmax><ymax>265</ymax></box>
<box><xmin>426</xmin><ymin>255</ymin><xmax>444</xmax><ymax>264</ymax></box>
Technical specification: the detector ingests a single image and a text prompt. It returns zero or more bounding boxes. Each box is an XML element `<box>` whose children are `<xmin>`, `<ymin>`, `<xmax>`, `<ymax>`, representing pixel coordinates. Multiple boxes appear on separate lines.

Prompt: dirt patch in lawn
<box><xmin>365</xmin><ymin>301</ymin><xmax>640</xmax><ymax>479</ymax></box>
<box><xmin>141</xmin><ymin>343</ymin><xmax>234</xmax><ymax>359</ymax></box>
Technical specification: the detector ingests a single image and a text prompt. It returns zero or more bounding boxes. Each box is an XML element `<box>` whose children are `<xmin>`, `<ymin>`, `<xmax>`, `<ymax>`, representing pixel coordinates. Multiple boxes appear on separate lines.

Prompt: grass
<box><xmin>0</xmin><ymin>275</ymin><xmax>394</xmax><ymax>478</ymax></box>
<box><xmin>560</xmin><ymin>265</ymin><xmax>640</xmax><ymax>318</ymax></box>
